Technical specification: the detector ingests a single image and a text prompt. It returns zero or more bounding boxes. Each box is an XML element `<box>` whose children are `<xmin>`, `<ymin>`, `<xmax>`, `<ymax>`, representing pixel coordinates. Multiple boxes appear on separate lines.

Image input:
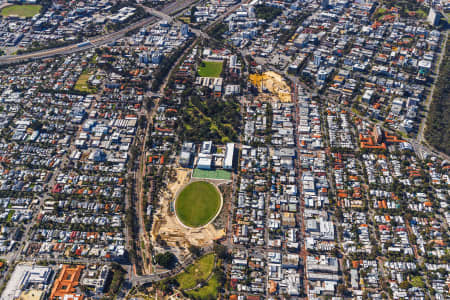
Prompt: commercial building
<box><xmin>181</xmin><ymin>24</ymin><xmax>190</xmax><ymax>36</ymax></box>
<box><xmin>179</xmin><ymin>142</ymin><xmax>195</xmax><ymax>167</ymax></box>
<box><xmin>50</xmin><ymin>265</ymin><xmax>84</xmax><ymax>300</ymax></box>
<box><xmin>427</xmin><ymin>8</ymin><xmax>440</xmax><ymax>26</ymax></box>
<box><xmin>197</xmin><ymin>154</ymin><xmax>213</xmax><ymax>169</ymax></box>
<box><xmin>224</xmin><ymin>143</ymin><xmax>235</xmax><ymax>170</ymax></box>
<box><xmin>1</xmin><ymin>264</ymin><xmax>53</xmax><ymax>300</ymax></box>
<box><xmin>81</xmin><ymin>265</ymin><xmax>110</xmax><ymax>293</ymax></box>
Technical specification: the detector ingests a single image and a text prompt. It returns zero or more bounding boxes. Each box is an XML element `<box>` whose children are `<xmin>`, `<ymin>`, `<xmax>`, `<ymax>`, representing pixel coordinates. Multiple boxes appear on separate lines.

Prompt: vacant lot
<box><xmin>74</xmin><ymin>72</ymin><xmax>96</xmax><ymax>93</ymax></box>
<box><xmin>175</xmin><ymin>253</ymin><xmax>215</xmax><ymax>290</ymax></box>
<box><xmin>175</xmin><ymin>181</ymin><xmax>221</xmax><ymax>227</ymax></box>
<box><xmin>1</xmin><ymin>4</ymin><xmax>42</xmax><ymax>17</ymax></box>
<box><xmin>249</xmin><ymin>71</ymin><xmax>292</xmax><ymax>102</ymax></box>
<box><xmin>198</xmin><ymin>61</ymin><xmax>223</xmax><ymax>77</ymax></box>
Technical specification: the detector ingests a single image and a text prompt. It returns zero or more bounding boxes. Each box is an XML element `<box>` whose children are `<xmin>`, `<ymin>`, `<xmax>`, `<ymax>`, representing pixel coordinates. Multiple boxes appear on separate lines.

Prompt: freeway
<box><xmin>126</xmin><ymin>0</ymin><xmax>252</xmax><ymax>287</ymax></box>
<box><xmin>0</xmin><ymin>0</ymin><xmax>241</xmax><ymax>66</ymax></box>
<box><xmin>0</xmin><ymin>0</ymin><xmax>199</xmax><ymax>65</ymax></box>
<box><xmin>129</xmin><ymin>0</ymin><xmax>250</xmax><ymax>278</ymax></box>
<box><xmin>129</xmin><ymin>0</ymin><xmax>253</xmax><ymax>287</ymax></box>
<box><xmin>141</xmin><ymin>0</ymin><xmax>246</xmax><ymax>40</ymax></box>
<box><xmin>0</xmin><ymin>0</ymin><xmax>247</xmax><ymax>291</ymax></box>
<box><xmin>0</xmin><ymin>17</ymin><xmax>157</xmax><ymax>65</ymax></box>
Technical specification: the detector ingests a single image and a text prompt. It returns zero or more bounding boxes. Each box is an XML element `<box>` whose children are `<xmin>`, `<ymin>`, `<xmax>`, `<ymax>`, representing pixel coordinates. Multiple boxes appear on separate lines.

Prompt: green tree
<box><xmin>213</xmin><ymin>243</ymin><xmax>229</xmax><ymax>261</ymax></box>
<box><xmin>188</xmin><ymin>245</ymin><xmax>202</xmax><ymax>257</ymax></box>
<box><xmin>155</xmin><ymin>252</ymin><xmax>177</xmax><ymax>269</ymax></box>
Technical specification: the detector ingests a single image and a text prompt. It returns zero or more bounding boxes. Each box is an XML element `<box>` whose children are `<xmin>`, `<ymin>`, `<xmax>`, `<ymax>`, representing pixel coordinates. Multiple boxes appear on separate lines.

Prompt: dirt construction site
<box><xmin>249</xmin><ymin>71</ymin><xmax>292</xmax><ymax>102</ymax></box>
<box><xmin>151</xmin><ymin>168</ymin><xmax>225</xmax><ymax>249</ymax></box>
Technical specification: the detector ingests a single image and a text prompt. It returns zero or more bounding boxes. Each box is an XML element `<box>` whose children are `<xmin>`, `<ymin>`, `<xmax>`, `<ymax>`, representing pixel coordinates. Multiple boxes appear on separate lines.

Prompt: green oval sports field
<box><xmin>175</xmin><ymin>181</ymin><xmax>221</xmax><ymax>228</ymax></box>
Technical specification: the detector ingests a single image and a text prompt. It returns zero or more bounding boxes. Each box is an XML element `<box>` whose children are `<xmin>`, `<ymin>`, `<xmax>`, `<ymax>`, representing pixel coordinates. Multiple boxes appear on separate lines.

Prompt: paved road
<box><xmin>142</xmin><ymin>0</ymin><xmax>246</xmax><ymax>40</ymax></box>
<box><xmin>0</xmin><ymin>0</ymin><xmax>239</xmax><ymax>66</ymax></box>
<box><xmin>0</xmin><ymin>17</ymin><xmax>157</xmax><ymax>65</ymax></box>
<box><xmin>283</xmin><ymin>67</ymin><xmax>450</xmax><ymax>162</ymax></box>
<box><xmin>131</xmin><ymin>246</ymin><xmax>214</xmax><ymax>286</ymax></box>
<box><xmin>0</xmin><ymin>0</ymin><xmax>198</xmax><ymax>65</ymax></box>
<box><xmin>417</xmin><ymin>11</ymin><xmax>450</xmax><ymax>146</ymax></box>
<box><xmin>416</xmin><ymin>31</ymin><xmax>448</xmax><ymax>147</ymax></box>
<box><xmin>129</xmin><ymin>0</ymin><xmax>251</xmax><ymax>279</ymax></box>
<box><xmin>0</xmin><ymin>0</ymin><xmax>250</xmax><ymax>291</ymax></box>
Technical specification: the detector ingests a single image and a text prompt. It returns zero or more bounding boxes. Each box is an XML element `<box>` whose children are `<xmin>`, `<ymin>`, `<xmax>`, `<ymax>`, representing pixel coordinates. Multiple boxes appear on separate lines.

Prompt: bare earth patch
<box><xmin>151</xmin><ymin>168</ymin><xmax>224</xmax><ymax>250</ymax></box>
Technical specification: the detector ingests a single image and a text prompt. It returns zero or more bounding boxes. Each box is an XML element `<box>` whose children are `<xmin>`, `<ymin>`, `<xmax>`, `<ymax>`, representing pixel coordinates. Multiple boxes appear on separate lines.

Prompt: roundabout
<box><xmin>175</xmin><ymin>181</ymin><xmax>222</xmax><ymax>228</ymax></box>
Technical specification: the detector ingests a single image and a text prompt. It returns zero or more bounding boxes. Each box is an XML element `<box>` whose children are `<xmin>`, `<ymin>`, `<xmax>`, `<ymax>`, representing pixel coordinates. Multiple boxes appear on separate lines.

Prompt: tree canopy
<box><xmin>155</xmin><ymin>251</ymin><xmax>178</xmax><ymax>269</ymax></box>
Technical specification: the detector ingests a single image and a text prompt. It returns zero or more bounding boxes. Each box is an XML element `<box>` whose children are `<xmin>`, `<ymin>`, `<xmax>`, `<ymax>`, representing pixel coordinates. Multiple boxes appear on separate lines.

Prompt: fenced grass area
<box><xmin>192</xmin><ymin>169</ymin><xmax>231</xmax><ymax>180</ymax></box>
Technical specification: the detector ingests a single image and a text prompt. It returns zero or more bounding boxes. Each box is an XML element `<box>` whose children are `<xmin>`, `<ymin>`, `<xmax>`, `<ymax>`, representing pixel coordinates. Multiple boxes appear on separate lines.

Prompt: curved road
<box><xmin>130</xmin><ymin>0</ymin><xmax>251</xmax><ymax>287</ymax></box>
<box><xmin>0</xmin><ymin>16</ymin><xmax>156</xmax><ymax>65</ymax></box>
<box><xmin>0</xmin><ymin>0</ymin><xmax>244</xmax><ymax>291</ymax></box>
<box><xmin>0</xmin><ymin>0</ymin><xmax>199</xmax><ymax>65</ymax></box>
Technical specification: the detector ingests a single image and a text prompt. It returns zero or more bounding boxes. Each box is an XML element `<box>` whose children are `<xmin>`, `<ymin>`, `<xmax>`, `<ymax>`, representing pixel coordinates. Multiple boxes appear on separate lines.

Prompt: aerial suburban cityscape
<box><xmin>0</xmin><ymin>0</ymin><xmax>448</xmax><ymax>299</ymax></box>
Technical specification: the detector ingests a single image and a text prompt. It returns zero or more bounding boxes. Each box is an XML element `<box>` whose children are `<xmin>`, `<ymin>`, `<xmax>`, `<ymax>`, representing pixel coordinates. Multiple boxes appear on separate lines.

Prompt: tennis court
<box><xmin>192</xmin><ymin>169</ymin><xmax>232</xmax><ymax>180</ymax></box>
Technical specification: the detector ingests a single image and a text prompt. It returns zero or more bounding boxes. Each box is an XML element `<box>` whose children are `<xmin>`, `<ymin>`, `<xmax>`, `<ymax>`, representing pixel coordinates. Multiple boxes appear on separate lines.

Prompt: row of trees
<box><xmin>425</xmin><ymin>38</ymin><xmax>450</xmax><ymax>155</ymax></box>
<box><xmin>151</xmin><ymin>39</ymin><xmax>193</xmax><ymax>91</ymax></box>
<box><xmin>17</xmin><ymin>37</ymin><xmax>83</xmax><ymax>55</ymax></box>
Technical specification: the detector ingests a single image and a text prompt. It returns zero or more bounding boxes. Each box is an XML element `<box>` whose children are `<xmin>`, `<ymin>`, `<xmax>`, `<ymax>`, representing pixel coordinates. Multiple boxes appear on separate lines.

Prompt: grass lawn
<box><xmin>74</xmin><ymin>71</ymin><xmax>96</xmax><ymax>93</ymax></box>
<box><xmin>175</xmin><ymin>253</ymin><xmax>215</xmax><ymax>290</ymax></box>
<box><xmin>1</xmin><ymin>4</ymin><xmax>42</xmax><ymax>18</ymax></box>
<box><xmin>192</xmin><ymin>169</ymin><xmax>231</xmax><ymax>180</ymax></box>
<box><xmin>185</xmin><ymin>273</ymin><xmax>220</xmax><ymax>299</ymax></box>
<box><xmin>198</xmin><ymin>60</ymin><xmax>223</xmax><ymax>77</ymax></box>
<box><xmin>411</xmin><ymin>276</ymin><xmax>425</xmax><ymax>288</ymax></box>
<box><xmin>175</xmin><ymin>181</ymin><xmax>221</xmax><ymax>227</ymax></box>
<box><xmin>410</xmin><ymin>8</ymin><xmax>427</xmax><ymax>19</ymax></box>
<box><xmin>6</xmin><ymin>210</ymin><xmax>14</xmax><ymax>222</ymax></box>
